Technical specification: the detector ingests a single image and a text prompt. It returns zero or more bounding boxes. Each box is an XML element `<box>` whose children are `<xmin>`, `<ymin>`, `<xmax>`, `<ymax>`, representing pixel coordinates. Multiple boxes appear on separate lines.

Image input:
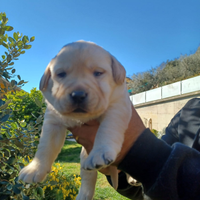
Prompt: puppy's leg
<box><xmin>82</xmin><ymin>100</ymin><xmax>132</xmax><ymax>170</ymax></box>
<box><xmin>19</xmin><ymin>121</ymin><xmax>66</xmax><ymax>183</ymax></box>
<box><xmin>77</xmin><ymin>147</ymin><xmax>97</xmax><ymax>200</ymax></box>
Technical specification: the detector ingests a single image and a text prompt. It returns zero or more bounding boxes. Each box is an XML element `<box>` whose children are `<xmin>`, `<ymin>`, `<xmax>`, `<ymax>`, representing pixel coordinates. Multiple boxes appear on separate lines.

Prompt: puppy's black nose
<box><xmin>70</xmin><ymin>91</ymin><xmax>87</xmax><ymax>103</ymax></box>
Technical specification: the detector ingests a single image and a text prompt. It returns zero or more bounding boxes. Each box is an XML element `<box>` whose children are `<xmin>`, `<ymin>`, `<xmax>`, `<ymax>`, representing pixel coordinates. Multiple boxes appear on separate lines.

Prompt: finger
<box><xmin>84</xmin><ymin>120</ymin><xmax>99</xmax><ymax>126</ymax></box>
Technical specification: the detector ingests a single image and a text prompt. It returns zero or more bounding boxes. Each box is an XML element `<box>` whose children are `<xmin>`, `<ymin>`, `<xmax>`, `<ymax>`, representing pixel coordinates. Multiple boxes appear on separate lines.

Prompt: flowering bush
<box><xmin>21</xmin><ymin>158</ymin><xmax>81</xmax><ymax>200</ymax></box>
<box><xmin>42</xmin><ymin>163</ymin><xmax>81</xmax><ymax>200</ymax></box>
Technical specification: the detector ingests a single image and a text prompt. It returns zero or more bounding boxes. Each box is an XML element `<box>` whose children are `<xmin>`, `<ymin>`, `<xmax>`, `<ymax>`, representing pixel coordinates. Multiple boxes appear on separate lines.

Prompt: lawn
<box><xmin>55</xmin><ymin>140</ymin><xmax>129</xmax><ymax>200</ymax></box>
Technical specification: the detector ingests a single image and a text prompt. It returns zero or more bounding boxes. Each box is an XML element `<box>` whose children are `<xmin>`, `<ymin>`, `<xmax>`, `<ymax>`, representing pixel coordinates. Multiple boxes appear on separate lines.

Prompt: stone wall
<box><xmin>134</xmin><ymin>93</ymin><xmax>200</xmax><ymax>131</ymax></box>
<box><xmin>130</xmin><ymin>76</ymin><xmax>200</xmax><ymax>131</ymax></box>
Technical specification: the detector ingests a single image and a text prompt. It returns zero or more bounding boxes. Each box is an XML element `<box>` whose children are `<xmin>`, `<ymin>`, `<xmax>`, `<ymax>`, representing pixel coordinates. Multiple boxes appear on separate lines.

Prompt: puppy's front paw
<box><xmin>76</xmin><ymin>190</ymin><xmax>94</xmax><ymax>200</ymax></box>
<box><xmin>82</xmin><ymin>147</ymin><xmax>116</xmax><ymax>170</ymax></box>
<box><xmin>19</xmin><ymin>160</ymin><xmax>50</xmax><ymax>183</ymax></box>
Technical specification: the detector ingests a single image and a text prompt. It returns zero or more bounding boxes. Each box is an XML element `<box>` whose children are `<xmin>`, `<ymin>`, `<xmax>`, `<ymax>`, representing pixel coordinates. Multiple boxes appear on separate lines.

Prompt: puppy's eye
<box><xmin>93</xmin><ymin>71</ymin><xmax>103</xmax><ymax>77</ymax></box>
<box><xmin>57</xmin><ymin>72</ymin><xmax>66</xmax><ymax>78</ymax></box>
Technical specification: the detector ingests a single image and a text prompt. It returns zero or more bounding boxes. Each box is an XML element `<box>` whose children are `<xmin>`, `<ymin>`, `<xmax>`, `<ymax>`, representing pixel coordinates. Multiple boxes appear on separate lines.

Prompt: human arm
<box><xmin>119</xmin><ymin>128</ymin><xmax>200</xmax><ymax>199</ymax></box>
<box><xmin>70</xmin><ymin>106</ymin><xmax>200</xmax><ymax>199</ymax></box>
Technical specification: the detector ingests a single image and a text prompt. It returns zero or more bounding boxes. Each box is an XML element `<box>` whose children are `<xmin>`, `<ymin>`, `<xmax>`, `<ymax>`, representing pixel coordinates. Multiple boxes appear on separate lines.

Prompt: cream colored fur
<box><xmin>19</xmin><ymin>41</ymin><xmax>132</xmax><ymax>200</ymax></box>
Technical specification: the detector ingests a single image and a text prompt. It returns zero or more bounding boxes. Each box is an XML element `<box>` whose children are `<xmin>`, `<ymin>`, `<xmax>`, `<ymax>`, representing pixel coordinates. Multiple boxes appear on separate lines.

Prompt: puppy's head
<box><xmin>40</xmin><ymin>41</ymin><xmax>126</xmax><ymax>119</ymax></box>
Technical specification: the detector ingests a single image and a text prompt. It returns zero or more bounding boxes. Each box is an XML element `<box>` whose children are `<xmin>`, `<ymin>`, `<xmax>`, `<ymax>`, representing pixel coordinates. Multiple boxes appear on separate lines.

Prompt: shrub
<box><xmin>42</xmin><ymin>163</ymin><xmax>81</xmax><ymax>200</ymax></box>
<box><xmin>18</xmin><ymin>159</ymin><xmax>81</xmax><ymax>200</ymax></box>
<box><xmin>5</xmin><ymin>88</ymin><xmax>46</xmax><ymax>123</ymax></box>
<box><xmin>0</xmin><ymin>98</ymin><xmax>44</xmax><ymax>199</ymax></box>
<box><xmin>0</xmin><ymin>12</ymin><xmax>81</xmax><ymax>200</ymax></box>
<box><xmin>0</xmin><ymin>12</ymin><xmax>41</xmax><ymax>200</ymax></box>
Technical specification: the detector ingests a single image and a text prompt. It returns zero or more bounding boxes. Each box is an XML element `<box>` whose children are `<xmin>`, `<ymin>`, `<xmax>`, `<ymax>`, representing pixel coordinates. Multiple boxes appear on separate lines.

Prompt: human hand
<box><xmin>69</xmin><ymin>105</ymin><xmax>145</xmax><ymax>168</ymax></box>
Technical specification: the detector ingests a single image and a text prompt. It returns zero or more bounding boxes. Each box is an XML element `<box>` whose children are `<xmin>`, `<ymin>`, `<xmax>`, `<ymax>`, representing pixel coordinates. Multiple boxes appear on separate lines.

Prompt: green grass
<box><xmin>55</xmin><ymin>140</ymin><xmax>129</xmax><ymax>200</ymax></box>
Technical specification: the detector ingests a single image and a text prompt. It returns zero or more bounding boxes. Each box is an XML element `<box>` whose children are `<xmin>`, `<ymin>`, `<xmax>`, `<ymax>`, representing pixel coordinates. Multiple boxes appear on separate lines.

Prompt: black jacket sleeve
<box><xmin>118</xmin><ymin>128</ymin><xmax>200</xmax><ymax>200</ymax></box>
<box><xmin>162</xmin><ymin>98</ymin><xmax>200</xmax><ymax>149</ymax></box>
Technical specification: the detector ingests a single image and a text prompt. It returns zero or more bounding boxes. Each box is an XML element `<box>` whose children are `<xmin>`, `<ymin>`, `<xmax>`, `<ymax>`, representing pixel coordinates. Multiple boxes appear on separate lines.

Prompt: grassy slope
<box><xmin>56</xmin><ymin>141</ymin><xmax>129</xmax><ymax>200</ymax></box>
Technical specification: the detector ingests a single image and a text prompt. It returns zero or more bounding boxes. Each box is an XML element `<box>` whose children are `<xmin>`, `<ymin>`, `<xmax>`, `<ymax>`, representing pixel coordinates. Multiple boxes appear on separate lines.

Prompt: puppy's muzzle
<box><xmin>70</xmin><ymin>90</ymin><xmax>88</xmax><ymax>113</ymax></box>
<box><xmin>70</xmin><ymin>90</ymin><xmax>87</xmax><ymax>103</ymax></box>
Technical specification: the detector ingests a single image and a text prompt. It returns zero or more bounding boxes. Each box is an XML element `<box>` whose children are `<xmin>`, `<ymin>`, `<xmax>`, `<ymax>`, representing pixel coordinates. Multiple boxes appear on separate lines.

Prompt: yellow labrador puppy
<box><xmin>19</xmin><ymin>41</ymin><xmax>132</xmax><ymax>199</ymax></box>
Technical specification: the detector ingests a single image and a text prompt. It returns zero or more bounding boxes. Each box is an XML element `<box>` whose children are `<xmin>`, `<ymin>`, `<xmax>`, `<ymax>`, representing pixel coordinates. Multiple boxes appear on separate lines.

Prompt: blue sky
<box><xmin>1</xmin><ymin>0</ymin><xmax>200</xmax><ymax>92</ymax></box>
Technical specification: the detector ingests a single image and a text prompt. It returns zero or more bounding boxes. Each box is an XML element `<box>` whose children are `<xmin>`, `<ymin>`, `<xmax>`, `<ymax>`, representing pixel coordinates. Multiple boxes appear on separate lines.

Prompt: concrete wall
<box><xmin>130</xmin><ymin>76</ymin><xmax>200</xmax><ymax>131</ymax></box>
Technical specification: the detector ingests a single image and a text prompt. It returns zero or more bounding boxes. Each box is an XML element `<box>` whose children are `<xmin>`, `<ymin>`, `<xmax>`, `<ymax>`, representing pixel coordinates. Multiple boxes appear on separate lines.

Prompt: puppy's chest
<box><xmin>61</xmin><ymin>115</ymin><xmax>102</xmax><ymax>129</ymax></box>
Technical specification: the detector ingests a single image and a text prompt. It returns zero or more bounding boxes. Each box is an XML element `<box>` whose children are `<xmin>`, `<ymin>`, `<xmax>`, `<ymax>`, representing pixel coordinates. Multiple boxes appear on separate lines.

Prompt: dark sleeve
<box><xmin>118</xmin><ymin>128</ymin><xmax>200</xmax><ymax>200</ymax></box>
<box><xmin>106</xmin><ymin>172</ymin><xmax>145</xmax><ymax>200</ymax></box>
<box><xmin>162</xmin><ymin>98</ymin><xmax>200</xmax><ymax>148</ymax></box>
<box><xmin>161</xmin><ymin>110</ymin><xmax>180</xmax><ymax>145</ymax></box>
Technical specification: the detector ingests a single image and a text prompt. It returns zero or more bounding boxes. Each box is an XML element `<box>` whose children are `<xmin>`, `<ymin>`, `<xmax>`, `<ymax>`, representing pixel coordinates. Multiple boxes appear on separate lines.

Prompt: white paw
<box><xmin>19</xmin><ymin>159</ymin><xmax>50</xmax><ymax>183</ymax></box>
<box><xmin>76</xmin><ymin>189</ymin><xmax>94</xmax><ymax>200</ymax></box>
<box><xmin>82</xmin><ymin>147</ymin><xmax>116</xmax><ymax>170</ymax></box>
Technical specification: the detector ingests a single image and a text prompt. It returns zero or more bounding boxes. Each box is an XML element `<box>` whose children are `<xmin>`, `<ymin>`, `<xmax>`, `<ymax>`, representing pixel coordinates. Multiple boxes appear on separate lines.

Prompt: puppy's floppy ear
<box><xmin>39</xmin><ymin>62</ymin><xmax>52</xmax><ymax>91</ymax></box>
<box><xmin>111</xmin><ymin>55</ymin><xmax>126</xmax><ymax>85</ymax></box>
<box><xmin>39</xmin><ymin>61</ymin><xmax>55</xmax><ymax>106</ymax></box>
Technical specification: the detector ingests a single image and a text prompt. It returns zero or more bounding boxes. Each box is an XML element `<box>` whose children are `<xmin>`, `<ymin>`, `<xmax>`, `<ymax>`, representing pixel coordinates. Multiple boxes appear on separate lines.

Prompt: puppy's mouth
<box><xmin>73</xmin><ymin>108</ymin><xmax>87</xmax><ymax>113</ymax></box>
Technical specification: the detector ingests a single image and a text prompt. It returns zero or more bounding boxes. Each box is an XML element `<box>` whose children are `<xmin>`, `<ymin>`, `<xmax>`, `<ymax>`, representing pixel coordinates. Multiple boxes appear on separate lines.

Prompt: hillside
<box><xmin>128</xmin><ymin>46</ymin><xmax>200</xmax><ymax>94</ymax></box>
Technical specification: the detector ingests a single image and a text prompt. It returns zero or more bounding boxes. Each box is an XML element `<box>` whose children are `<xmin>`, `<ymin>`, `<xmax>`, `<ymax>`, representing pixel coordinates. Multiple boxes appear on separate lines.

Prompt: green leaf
<box><xmin>13</xmin><ymin>52</ymin><xmax>20</xmax><ymax>57</ymax></box>
<box><xmin>6</xmin><ymin>156</ymin><xmax>16</xmax><ymax>165</ymax></box>
<box><xmin>8</xmin><ymin>37</ymin><xmax>15</xmax><ymax>43</ymax></box>
<box><xmin>17</xmin><ymin>75</ymin><xmax>21</xmax><ymax>80</ymax></box>
<box><xmin>4</xmin><ymin>150</ymin><xmax>10</xmax><ymax>157</ymax></box>
<box><xmin>7</xmin><ymin>54</ymin><xmax>12</xmax><ymax>63</ymax></box>
<box><xmin>16</xmin><ymin>95</ymin><xmax>25</xmax><ymax>99</ymax></box>
<box><xmin>8</xmin><ymin>62</ymin><xmax>14</xmax><ymax>66</ymax></box>
<box><xmin>49</xmin><ymin>181</ymin><xmax>58</xmax><ymax>185</ymax></box>
<box><xmin>0</xmin><ymin>99</ymin><xmax>12</xmax><ymax>110</ymax></box>
<box><xmin>2</xmin><ymin>42</ymin><xmax>8</xmax><ymax>48</ymax></box>
<box><xmin>19</xmin><ymin>162</ymin><xmax>25</xmax><ymax>168</ymax></box>
<box><xmin>30</xmin><ymin>36</ymin><xmax>35</xmax><ymax>42</ymax></box>
<box><xmin>9</xmin><ymin>172</ymin><xmax>17</xmax><ymax>179</ymax></box>
<box><xmin>7</xmin><ymin>184</ymin><xmax>13</xmax><ymax>190</ymax></box>
<box><xmin>0</xmin><ymin>114</ymin><xmax>10</xmax><ymax>122</ymax></box>
<box><xmin>35</xmin><ymin>98</ymin><xmax>42</xmax><ymax>107</ymax></box>
<box><xmin>20</xmin><ymin>50</ymin><xmax>25</xmax><ymax>54</ymax></box>
<box><xmin>11</xmin><ymin>69</ymin><xmax>16</xmax><ymax>73</ymax></box>
<box><xmin>2</xmin><ymin>16</ymin><xmax>8</xmax><ymax>24</ymax></box>
<box><xmin>0</xmin><ymin>181</ymin><xmax>9</xmax><ymax>184</ymax></box>
<box><xmin>5</xmin><ymin>26</ymin><xmax>13</xmax><ymax>31</ymax></box>
<box><xmin>11</xmin><ymin>122</ymin><xmax>18</xmax><ymax>129</ymax></box>
<box><xmin>36</xmin><ymin>186</ymin><xmax>44</xmax><ymax>197</ymax></box>
<box><xmin>14</xmin><ymin>140</ymin><xmax>24</xmax><ymax>148</ymax></box>
<box><xmin>36</xmin><ymin>116</ymin><xmax>42</xmax><ymax>124</ymax></box>
<box><xmin>0</xmin><ymin>99</ymin><xmax>6</xmax><ymax>106</ymax></box>
<box><xmin>22</xmin><ymin>35</ymin><xmax>29</xmax><ymax>43</ymax></box>
<box><xmin>22</xmin><ymin>194</ymin><xmax>30</xmax><ymax>200</ymax></box>
<box><xmin>12</xmin><ymin>185</ymin><xmax>21</xmax><ymax>194</ymax></box>
<box><xmin>17</xmin><ymin>80</ymin><xmax>24</xmax><ymax>85</ymax></box>
<box><xmin>2</xmin><ymin>55</ymin><xmax>5</xmax><ymax>59</ymax></box>
<box><xmin>20</xmin><ymin>121</ymin><xmax>26</xmax><ymax>127</ymax></box>
<box><xmin>5</xmin><ymin>67</ymin><xmax>13</xmax><ymax>70</ymax></box>
<box><xmin>24</xmin><ymin>45</ymin><xmax>32</xmax><ymax>49</ymax></box>
<box><xmin>13</xmin><ymin>32</ymin><xmax>18</xmax><ymax>41</ymax></box>
<box><xmin>11</xmin><ymin>80</ymin><xmax>16</xmax><ymax>87</ymax></box>
<box><xmin>0</xmin><ymin>28</ymin><xmax>5</xmax><ymax>35</ymax></box>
